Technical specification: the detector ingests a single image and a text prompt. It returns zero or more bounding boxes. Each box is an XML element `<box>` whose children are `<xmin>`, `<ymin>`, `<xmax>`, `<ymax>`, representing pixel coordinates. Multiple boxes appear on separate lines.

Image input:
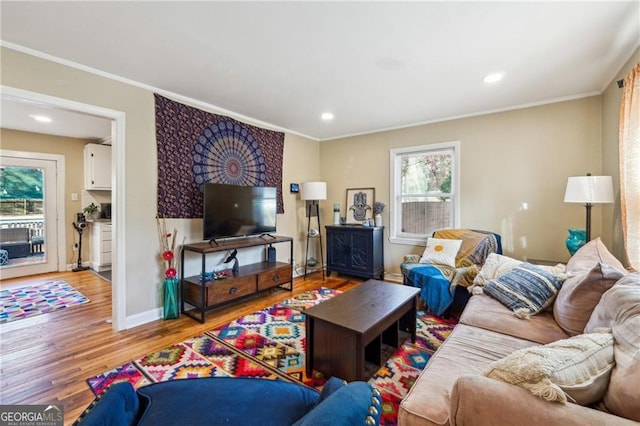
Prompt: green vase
<box><xmin>163</xmin><ymin>277</ymin><xmax>180</xmax><ymax>320</ymax></box>
<box><xmin>565</xmin><ymin>228</ymin><xmax>586</xmax><ymax>256</ymax></box>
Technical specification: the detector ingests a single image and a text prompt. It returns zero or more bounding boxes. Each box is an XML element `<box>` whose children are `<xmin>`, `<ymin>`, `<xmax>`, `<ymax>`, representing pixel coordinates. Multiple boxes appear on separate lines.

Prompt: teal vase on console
<box><xmin>163</xmin><ymin>277</ymin><xmax>180</xmax><ymax>320</ymax></box>
<box><xmin>565</xmin><ymin>228</ymin><xmax>587</xmax><ymax>256</ymax></box>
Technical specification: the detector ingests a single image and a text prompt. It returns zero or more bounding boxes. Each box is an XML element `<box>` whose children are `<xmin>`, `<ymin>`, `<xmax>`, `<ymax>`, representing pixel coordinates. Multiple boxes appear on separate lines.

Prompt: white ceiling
<box><xmin>1</xmin><ymin>1</ymin><xmax>639</xmax><ymax>141</ymax></box>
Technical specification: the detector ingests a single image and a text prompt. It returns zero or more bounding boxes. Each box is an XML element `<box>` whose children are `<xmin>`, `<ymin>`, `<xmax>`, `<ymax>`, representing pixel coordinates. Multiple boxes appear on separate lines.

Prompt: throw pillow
<box><xmin>554</xmin><ymin>262</ymin><xmax>627</xmax><ymax>336</ymax></box>
<box><xmin>482</xmin><ymin>262</ymin><xmax>565</xmax><ymax>318</ymax></box>
<box><xmin>584</xmin><ymin>273</ymin><xmax>640</xmax><ymax>421</ymax></box>
<box><xmin>566</xmin><ymin>237</ymin><xmax>626</xmax><ymax>275</ymax></box>
<box><xmin>472</xmin><ymin>253</ymin><xmax>523</xmax><ymax>287</ymax></box>
<box><xmin>419</xmin><ymin>237</ymin><xmax>462</xmax><ymax>267</ymax></box>
<box><xmin>483</xmin><ymin>331</ymin><xmax>615</xmax><ymax>405</ymax></box>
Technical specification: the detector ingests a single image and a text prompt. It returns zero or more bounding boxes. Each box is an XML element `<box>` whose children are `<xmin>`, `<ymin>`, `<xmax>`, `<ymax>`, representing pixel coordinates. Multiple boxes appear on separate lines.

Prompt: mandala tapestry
<box><xmin>155</xmin><ymin>94</ymin><xmax>285</xmax><ymax>218</ymax></box>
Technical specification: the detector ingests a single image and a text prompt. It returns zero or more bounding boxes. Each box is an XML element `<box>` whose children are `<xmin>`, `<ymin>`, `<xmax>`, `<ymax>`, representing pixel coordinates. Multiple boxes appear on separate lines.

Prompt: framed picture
<box><xmin>345</xmin><ymin>188</ymin><xmax>375</xmax><ymax>224</ymax></box>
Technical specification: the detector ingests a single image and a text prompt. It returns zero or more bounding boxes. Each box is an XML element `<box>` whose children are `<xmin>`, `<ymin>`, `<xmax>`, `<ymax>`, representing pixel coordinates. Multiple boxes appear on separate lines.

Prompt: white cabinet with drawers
<box><xmin>90</xmin><ymin>222</ymin><xmax>112</xmax><ymax>272</ymax></box>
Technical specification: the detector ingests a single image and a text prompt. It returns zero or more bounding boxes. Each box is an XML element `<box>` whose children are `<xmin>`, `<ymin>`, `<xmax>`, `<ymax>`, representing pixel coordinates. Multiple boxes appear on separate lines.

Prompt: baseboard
<box><xmin>65</xmin><ymin>261</ymin><xmax>91</xmax><ymax>271</ymax></box>
<box><xmin>125</xmin><ymin>307</ymin><xmax>162</xmax><ymax>329</ymax></box>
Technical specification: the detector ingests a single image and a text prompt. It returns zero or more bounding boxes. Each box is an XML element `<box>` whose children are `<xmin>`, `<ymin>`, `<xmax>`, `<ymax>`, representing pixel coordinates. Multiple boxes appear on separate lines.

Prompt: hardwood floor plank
<box><xmin>1</xmin><ymin>269</ymin><xmax>362</xmax><ymax>425</ymax></box>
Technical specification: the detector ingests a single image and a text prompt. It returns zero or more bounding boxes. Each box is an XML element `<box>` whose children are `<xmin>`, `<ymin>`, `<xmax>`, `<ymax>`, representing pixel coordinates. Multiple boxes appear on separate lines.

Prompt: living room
<box><xmin>1</xmin><ymin>2</ymin><xmax>639</xmax><ymax>425</ymax></box>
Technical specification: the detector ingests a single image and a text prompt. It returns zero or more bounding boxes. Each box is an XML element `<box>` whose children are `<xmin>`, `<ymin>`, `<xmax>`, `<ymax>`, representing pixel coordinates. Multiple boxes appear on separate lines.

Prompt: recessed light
<box><xmin>482</xmin><ymin>73</ymin><xmax>504</xmax><ymax>83</ymax></box>
<box><xmin>321</xmin><ymin>112</ymin><xmax>334</xmax><ymax>121</ymax></box>
<box><xmin>29</xmin><ymin>114</ymin><xmax>52</xmax><ymax>123</ymax></box>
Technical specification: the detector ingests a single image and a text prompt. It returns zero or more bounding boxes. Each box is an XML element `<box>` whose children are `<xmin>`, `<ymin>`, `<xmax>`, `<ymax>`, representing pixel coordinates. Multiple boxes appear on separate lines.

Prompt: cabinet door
<box><xmin>84</xmin><ymin>144</ymin><xmax>112</xmax><ymax>190</ymax></box>
<box><xmin>347</xmin><ymin>231</ymin><xmax>372</xmax><ymax>273</ymax></box>
<box><xmin>327</xmin><ymin>229</ymin><xmax>349</xmax><ymax>269</ymax></box>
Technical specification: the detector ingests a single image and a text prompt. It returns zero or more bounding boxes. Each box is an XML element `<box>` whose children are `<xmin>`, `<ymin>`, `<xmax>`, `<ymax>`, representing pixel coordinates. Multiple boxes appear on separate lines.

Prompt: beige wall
<box><xmin>0</xmin><ymin>129</ymin><xmax>91</xmax><ymax>265</ymax></box>
<box><xmin>1</xmin><ymin>46</ymin><xmax>320</xmax><ymax>322</ymax></box>
<box><xmin>320</xmin><ymin>97</ymin><xmax>605</xmax><ymax>276</ymax></box>
<box><xmin>1</xmin><ymin>41</ymin><xmax>635</xmax><ymax>322</ymax></box>
<box><xmin>601</xmin><ymin>46</ymin><xmax>640</xmax><ymax>266</ymax></box>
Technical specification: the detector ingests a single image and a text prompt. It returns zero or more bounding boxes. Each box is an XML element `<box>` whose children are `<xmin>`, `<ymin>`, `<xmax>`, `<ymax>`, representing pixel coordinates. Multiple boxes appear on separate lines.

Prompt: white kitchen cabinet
<box><xmin>90</xmin><ymin>222</ymin><xmax>112</xmax><ymax>272</ymax></box>
<box><xmin>84</xmin><ymin>143</ymin><xmax>112</xmax><ymax>190</ymax></box>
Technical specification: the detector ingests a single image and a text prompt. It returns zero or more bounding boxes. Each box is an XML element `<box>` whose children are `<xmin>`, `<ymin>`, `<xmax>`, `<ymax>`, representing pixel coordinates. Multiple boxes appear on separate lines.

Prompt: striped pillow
<box><xmin>483</xmin><ymin>262</ymin><xmax>565</xmax><ymax>318</ymax></box>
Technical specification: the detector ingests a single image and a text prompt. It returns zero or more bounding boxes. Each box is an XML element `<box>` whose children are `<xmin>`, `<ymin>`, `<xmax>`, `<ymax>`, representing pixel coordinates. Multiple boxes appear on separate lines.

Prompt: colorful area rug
<box><xmin>86</xmin><ymin>287</ymin><xmax>456</xmax><ymax>425</ymax></box>
<box><xmin>0</xmin><ymin>280</ymin><xmax>90</xmax><ymax>324</ymax></box>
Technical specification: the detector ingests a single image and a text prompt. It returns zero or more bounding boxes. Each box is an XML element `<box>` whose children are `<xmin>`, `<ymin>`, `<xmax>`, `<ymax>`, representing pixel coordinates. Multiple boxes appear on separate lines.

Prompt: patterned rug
<box><xmin>0</xmin><ymin>280</ymin><xmax>90</xmax><ymax>324</ymax></box>
<box><xmin>86</xmin><ymin>287</ymin><xmax>456</xmax><ymax>425</ymax></box>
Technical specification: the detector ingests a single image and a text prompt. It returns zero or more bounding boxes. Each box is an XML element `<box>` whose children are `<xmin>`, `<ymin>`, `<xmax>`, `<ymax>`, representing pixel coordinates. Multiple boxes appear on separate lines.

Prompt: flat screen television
<box><xmin>203</xmin><ymin>183</ymin><xmax>277</xmax><ymax>241</ymax></box>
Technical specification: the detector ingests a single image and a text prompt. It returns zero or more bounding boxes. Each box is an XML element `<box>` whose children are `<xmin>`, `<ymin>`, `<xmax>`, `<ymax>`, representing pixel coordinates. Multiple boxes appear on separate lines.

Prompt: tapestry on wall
<box><xmin>155</xmin><ymin>94</ymin><xmax>285</xmax><ymax>218</ymax></box>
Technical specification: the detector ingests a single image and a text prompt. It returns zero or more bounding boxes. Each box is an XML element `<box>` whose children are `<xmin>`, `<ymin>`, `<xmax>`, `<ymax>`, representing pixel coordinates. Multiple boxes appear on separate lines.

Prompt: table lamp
<box><xmin>563</xmin><ymin>173</ymin><xmax>613</xmax><ymax>253</ymax></box>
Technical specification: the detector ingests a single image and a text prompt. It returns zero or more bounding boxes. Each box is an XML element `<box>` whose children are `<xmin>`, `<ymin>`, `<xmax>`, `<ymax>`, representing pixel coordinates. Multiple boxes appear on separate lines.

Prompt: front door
<box><xmin>0</xmin><ymin>154</ymin><xmax>59</xmax><ymax>279</ymax></box>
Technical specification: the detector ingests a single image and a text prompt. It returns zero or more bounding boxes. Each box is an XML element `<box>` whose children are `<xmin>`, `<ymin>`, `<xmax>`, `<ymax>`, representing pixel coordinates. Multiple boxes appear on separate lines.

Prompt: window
<box><xmin>390</xmin><ymin>141</ymin><xmax>460</xmax><ymax>245</ymax></box>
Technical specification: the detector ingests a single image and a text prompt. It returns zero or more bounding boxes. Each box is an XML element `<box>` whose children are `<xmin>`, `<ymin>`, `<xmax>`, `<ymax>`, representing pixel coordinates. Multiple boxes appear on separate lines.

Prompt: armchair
<box><xmin>401</xmin><ymin>228</ymin><xmax>502</xmax><ymax>316</ymax></box>
<box><xmin>74</xmin><ymin>377</ymin><xmax>382</xmax><ymax>426</ymax></box>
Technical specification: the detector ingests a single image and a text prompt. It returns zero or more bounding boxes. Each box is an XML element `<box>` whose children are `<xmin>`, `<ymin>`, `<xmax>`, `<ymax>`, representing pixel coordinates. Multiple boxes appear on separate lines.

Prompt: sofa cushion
<box><xmin>460</xmin><ymin>293</ymin><xmax>569</xmax><ymax>344</ymax></box>
<box><xmin>483</xmin><ymin>331</ymin><xmax>614</xmax><ymax>405</ymax></box>
<box><xmin>585</xmin><ymin>272</ymin><xmax>640</xmax><ymax>422</ymax></box>
<box><xmin>135</xmin><ymin>377</ymin><xmax>319</xmax><ymax>426</ymax></box>
<box><xmin>420</xmin><ymin>238</ymin><xmax>463</xmax><ymax>267</ymax></box>
<box><xmin>565</xmin><ymin>237</ymin><xmax>626</xmax><ymax>274</ymax></box>
<box><xmin>482</xmin><ymin>263</ymin><xmax>564</xmax><ymax>318</ymax></box>
<box><xmin>398</xmin><ymin>324</ymin><xmax>538</xmax><ymax>426</ymax></box>
<box><xmin>554</xmin><ymin>262</ymin><xmax>626</xmax><ymax>336</ymax></box>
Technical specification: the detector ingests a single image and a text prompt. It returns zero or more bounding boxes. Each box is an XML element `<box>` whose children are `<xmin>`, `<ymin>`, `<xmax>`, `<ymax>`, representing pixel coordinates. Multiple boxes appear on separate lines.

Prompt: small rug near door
<box><xmin>86</xmin><ymin>286</ymin><xmax>456</xmax><ymax>425</ymax></box>
<box><xmin>0</xmin><ymin>280</ymin><xmax>90</xmax><ymax>324</ymax></box>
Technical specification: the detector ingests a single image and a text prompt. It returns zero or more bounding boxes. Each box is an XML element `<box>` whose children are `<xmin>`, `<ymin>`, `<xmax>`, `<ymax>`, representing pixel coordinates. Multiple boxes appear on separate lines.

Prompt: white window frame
<box><xmin>389</xmin><ymin>141</ymin><xmax>460</xmax><ymax>246</ymax></box>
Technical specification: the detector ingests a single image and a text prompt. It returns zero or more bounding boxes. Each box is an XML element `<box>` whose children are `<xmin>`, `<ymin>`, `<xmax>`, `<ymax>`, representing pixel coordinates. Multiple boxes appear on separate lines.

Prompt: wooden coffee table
<box><xmin>304</xmin><ymin>279</ymin><xmax>420</xmax><ymax>382</ymax></box>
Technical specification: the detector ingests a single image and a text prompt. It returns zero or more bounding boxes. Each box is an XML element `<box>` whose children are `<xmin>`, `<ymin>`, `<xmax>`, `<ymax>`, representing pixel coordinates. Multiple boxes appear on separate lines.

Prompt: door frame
<box><xmin>0</xmin><ymin>150</ymin><xmax>65</xmax><ymax>277</ymax></box>
<box><xmin>2</xmin><ymin>85</ymin><xmax>127</xmax><ymax>331</ymax></box>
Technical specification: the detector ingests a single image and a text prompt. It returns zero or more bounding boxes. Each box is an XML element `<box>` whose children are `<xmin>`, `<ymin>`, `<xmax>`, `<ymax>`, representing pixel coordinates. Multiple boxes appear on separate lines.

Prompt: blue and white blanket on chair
<box><xmin>402</xmin><ymin>229</ymin><xmax>501</xmax><ymax>316</ymax></box>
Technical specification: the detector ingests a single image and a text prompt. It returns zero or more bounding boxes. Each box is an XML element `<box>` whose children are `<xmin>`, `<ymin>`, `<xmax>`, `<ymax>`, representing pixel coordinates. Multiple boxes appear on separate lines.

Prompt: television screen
<box><xmin>203</xmin><ymin>183</ymin><xmax>277</xmax><ymax>241</ymax></box>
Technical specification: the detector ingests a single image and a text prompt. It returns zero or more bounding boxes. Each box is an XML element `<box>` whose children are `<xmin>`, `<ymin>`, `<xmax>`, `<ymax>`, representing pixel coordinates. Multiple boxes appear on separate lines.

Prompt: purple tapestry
<box><xmin>155</xmin><ymin>94</ymin><xmax>285</xmax><ymax>218</ymax></box>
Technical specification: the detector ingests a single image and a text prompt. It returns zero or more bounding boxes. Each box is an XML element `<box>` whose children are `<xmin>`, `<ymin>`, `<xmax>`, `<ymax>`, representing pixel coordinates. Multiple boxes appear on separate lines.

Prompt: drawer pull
<box><xmin>229</xmin><ymin>287</ymin><xmax>238</xmax><ymax>294</ymax></box>
<box><xmin>272</xmin><ymin>275</ymin><xmax>280</xmax><ymax>281</ymax></box>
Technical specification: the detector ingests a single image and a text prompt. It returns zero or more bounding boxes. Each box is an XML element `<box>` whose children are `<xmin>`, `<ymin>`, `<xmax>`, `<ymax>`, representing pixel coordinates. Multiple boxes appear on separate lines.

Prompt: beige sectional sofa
<box><xmin>399</xmin><ymin>239</ymin><xmax>640</xmax><ymax>426</ymax></box>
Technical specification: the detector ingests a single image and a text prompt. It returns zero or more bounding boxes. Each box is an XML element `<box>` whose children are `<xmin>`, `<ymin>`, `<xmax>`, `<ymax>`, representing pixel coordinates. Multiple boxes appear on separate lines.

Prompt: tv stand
<box><xmin>208</xmin><ymin>238</ymin><xmax>220</xmax><ymax>246</ymax></box>
<box><xmin>259</xmin><ymin>233</ymin><xmax>277</xmax><ymax>239</ymax></box>
<box><xmin>180</xmin><ymin>235</ymin><xmax>294</xmax><ymax>323</ymax></box>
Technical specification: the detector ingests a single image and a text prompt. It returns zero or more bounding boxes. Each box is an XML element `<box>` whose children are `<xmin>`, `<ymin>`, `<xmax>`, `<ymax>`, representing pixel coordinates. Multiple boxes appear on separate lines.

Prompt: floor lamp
<box><xmin>564</xmin><ymin>173</ymin><xmax>613</xmax><ymax>251</ymax></box>
<box><xmin>300</xmin><ymin>182</ymin><xmax>326</xmax><ymax>280</ymax></box>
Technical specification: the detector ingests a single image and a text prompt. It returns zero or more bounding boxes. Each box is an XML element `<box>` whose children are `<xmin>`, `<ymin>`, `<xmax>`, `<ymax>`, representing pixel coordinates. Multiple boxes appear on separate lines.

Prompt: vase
<box><xmin>375</xmin><ymin>214</ymin><xmax>382</xmax><ymax>227</ymax></box>
<box><xmin>163</xmin><ymin>277</ymin><xmax>180</xmax><ymax>320</ymax></box>
<box><xmin>565</xmin><ymin>228</ymin><xmax>586</xmax><ymax>256</ymax></box>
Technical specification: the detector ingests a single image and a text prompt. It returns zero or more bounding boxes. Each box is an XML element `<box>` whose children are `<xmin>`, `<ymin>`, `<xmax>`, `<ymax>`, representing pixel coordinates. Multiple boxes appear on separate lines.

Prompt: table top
<box><xmin>304</xmin><ymin>279</ymin><xmax>419</xmax><ymax>334</ymax></box>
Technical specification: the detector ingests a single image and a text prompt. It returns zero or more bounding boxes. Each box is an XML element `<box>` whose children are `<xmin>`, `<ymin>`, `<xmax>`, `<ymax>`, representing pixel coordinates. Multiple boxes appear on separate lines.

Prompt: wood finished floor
<box><xmin>0</xmin><ymin>270</ymin><xmax>363</xmax><ymax>425</ymax></box>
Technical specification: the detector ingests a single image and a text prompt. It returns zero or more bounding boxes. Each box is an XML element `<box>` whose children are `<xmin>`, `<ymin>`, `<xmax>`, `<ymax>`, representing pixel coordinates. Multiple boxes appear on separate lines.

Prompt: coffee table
<box><xmin>304</xmin><ymin>279</ymin><xmax>420</xmax><ymax>382</ymax></box>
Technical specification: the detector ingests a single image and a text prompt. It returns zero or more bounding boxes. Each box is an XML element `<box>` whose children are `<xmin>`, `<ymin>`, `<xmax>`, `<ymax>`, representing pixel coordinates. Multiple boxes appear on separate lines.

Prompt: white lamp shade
<box><xmin>300</xmin><ymin>182</ymin><xmax>327</xmax><ymax>201</ymax></box>
<box><xmin>564</xmin><ymin>176</ymin><xmax>614</xmax><ymax>203</ymax></box>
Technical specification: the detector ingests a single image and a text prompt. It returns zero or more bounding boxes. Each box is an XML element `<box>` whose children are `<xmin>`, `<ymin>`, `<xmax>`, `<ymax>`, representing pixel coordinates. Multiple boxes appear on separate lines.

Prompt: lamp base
<box><xmin>566</xmin><ymin>228</ymin><xmax>586</xmax><ymax>256</ymax></box>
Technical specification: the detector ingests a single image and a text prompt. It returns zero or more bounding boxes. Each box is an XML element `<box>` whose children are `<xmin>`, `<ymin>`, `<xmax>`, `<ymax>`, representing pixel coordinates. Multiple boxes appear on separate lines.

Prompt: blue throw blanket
<box><xmin>406</xmin><ymin>265</ymin><xmax>454</xmax><ymax>316</ymax></box>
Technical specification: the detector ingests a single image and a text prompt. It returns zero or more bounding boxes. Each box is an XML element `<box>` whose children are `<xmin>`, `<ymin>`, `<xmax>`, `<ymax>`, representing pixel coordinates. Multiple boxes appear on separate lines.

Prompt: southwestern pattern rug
<box><xmin>0</xmin><ymin>280</ymin><xmax>90</xmax><ymax>324</ymax></box>
<box><xmin>86</xmin><ymin>287</ymin><xmax>456</xmax><ymax>425</ymax></box>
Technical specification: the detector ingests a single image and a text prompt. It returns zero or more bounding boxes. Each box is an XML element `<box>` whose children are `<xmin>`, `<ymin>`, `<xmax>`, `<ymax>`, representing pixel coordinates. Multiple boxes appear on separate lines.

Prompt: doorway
<box><xmin>1</xmin><ymin>86</ymin><xmax>126</xmax><ymax>331</ymax></box>
<box><xmin>0</xmin><ymin>152</ymin><xmax>64</xmax><ymax>279</ymax></box>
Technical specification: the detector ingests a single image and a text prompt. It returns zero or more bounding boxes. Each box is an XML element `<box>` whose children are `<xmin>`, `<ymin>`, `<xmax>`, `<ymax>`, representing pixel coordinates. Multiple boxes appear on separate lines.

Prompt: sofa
<box><xmin>74</xmin><ymin>376</ymin><xmax>382</xmax><ymax>426</ymax></box>
<box><xmin>0</xmin><ymin>227</ymin><xmax>32</xmax><ymax>259</ymax></box>
<box><xmin>399</xmin><ymin>238</ymin><xmax>639</xmax><ymax>425</ymax></box>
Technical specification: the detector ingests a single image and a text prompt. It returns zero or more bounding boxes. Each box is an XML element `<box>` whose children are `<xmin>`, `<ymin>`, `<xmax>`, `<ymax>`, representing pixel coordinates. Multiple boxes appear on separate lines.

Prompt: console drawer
<box><xmin>258</xmin><ymin>265</ymin><xmax>292</xmax><ymax>291</ymax></box>
<box><xmin>208</xmin><ymin>276</ymin><xmax>256</xmax><ymax>305</ymax></box>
